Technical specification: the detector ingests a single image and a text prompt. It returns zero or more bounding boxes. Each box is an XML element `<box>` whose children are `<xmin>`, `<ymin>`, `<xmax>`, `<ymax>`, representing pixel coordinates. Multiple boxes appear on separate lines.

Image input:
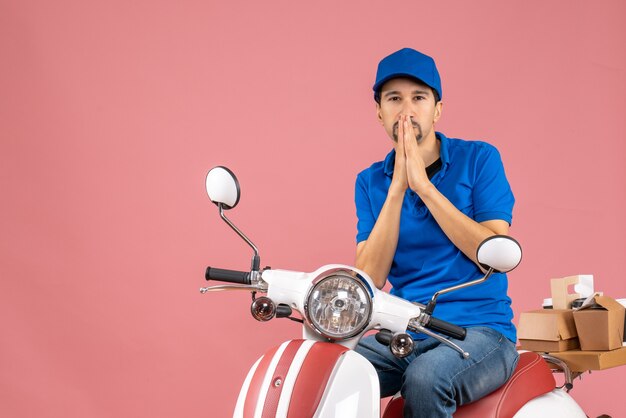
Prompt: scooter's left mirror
<box><xmin>205</xmin><ymin>166</ymin><xmax>240</xmax><ymax>209</ymax></box>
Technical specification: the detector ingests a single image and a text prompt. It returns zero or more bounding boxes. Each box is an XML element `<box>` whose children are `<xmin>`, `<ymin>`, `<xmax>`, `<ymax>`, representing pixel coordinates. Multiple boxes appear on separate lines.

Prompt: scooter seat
<box><xmin>382</xmin><ymin>351</ymin><xmax>556</xmax><ymax>418</ymax></box>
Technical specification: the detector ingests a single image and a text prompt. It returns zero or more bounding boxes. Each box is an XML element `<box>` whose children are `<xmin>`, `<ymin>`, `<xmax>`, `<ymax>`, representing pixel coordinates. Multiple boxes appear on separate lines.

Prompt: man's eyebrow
<box><xmin>382</xmin><ymin>89</ymin><xmax>430</xmax><ymax>97</ymax></box>
<box><xmin>382</xmin><ymin>90</ymin><xmax>401</xmax><ymax>98</ymax></box>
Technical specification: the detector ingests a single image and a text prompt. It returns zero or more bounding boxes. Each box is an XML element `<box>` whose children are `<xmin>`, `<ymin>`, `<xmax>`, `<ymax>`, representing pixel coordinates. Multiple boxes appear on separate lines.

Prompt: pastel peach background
<box><xmin>1</xmin><ymin>0</ymin><xmax>624</xmax><ymax>417</ymax></box>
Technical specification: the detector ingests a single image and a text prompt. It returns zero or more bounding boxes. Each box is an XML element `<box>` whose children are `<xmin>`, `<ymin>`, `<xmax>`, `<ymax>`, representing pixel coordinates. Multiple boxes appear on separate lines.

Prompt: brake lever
<box><xmin>408</xmin><ymin>320</ymin><xmax>470</xmax><ymax>359</ymax></box>
<box><xmin>200</xmin><ymin>284</ymin><xmax>267</xmax><ymax>293</ymax></box>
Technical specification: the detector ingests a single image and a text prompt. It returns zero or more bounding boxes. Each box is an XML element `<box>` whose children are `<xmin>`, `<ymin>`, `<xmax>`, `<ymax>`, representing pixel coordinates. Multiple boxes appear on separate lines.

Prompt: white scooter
<box><xmin>200</xmin><ymin>166</ymin><xmax>587</xmax><ymax>418</ymax></box>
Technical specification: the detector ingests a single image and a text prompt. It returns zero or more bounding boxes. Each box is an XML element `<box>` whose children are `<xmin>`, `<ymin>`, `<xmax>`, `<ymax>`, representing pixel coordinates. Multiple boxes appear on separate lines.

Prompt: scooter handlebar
<box><xmin>426</xmin><ymin>316</ymin><xmax>467</xmax><ymax>340</ymax></box>
<box><xmin>205</xmin><ymin>266</ymin><xmax>251</xmax><ymax>285</ymax></box>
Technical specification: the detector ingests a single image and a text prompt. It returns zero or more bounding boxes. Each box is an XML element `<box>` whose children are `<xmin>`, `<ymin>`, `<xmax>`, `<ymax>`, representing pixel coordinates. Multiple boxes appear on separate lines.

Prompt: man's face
<box><xmin>376</xmin><ymin>77</ymin><xmax>442</xmax><ymax>144</ymax></box>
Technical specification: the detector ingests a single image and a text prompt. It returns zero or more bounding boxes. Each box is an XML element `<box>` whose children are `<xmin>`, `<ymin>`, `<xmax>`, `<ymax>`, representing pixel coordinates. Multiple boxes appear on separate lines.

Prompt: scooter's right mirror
<box><xmin>205</xmin><ymin>166</ymin><xmax>240</xmax><ymax>209</ymax></box>
<box><xmin>476</xmin><ymin>235</ymin><xmax>522</xmax><ymax>273</ymax></box>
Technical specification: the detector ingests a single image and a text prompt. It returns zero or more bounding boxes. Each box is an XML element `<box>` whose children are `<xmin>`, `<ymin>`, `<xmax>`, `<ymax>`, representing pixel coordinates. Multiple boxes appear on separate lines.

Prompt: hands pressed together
<box><xmin>390</xmin><ymin>115</ymin><xmax>433</xmax><ymax>197</ymax></box>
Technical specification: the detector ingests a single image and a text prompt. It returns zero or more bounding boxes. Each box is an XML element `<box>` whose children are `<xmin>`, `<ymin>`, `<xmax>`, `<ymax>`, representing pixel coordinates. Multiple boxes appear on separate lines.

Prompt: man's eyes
<box><xmin>387</xmin><ymin>96</ymin><xmax>425</xmax><ymax>102</ymax></box>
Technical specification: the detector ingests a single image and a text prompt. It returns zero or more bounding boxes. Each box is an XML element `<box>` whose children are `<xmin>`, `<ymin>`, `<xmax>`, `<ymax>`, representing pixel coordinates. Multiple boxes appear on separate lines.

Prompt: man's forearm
<box><xmin>419</xmin><ymin>184</ymin><xmax>508</xmax><ymax>265</ymax></box>
<box><xmin>355</xmin><ymin>191</ymin><xmax>404</xmax><ymax>289</ymax></box>
<box><xmin>399</xmin><ymin>116</ymin><xmax>507</xmax><ymax>261</ymax></box>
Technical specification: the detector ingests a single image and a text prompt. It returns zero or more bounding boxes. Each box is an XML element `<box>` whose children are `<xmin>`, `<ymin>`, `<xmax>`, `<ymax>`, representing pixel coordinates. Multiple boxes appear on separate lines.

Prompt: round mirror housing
<box><xmin>476</xmin><ymin>235</ymin><xmax>522</xmax><ymax>273</ymax></box>
<box><xmin>205</xmin><ymin>166</ymin><xmax>240</xmax><ymax>209</ymax></box>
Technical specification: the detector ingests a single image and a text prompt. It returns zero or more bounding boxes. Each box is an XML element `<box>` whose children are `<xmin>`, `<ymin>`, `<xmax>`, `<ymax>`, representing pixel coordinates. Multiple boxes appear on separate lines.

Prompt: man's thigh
<box><xmin>404</xmin><ymin>326</ymin><xmax>519</xmax><ymax>405</ymax></box>
<box><xmin>355</xmin><ymin>334</ymin><xmax>413</xmax><ymax>397</ymax></box>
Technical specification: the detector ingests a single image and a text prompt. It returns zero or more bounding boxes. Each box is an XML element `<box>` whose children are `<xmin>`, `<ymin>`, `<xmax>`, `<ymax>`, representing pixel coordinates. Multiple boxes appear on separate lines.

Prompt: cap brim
<box><xmin>373</xmin><ymin>73</ymin><xmax>432</xmax><ymax>94</ymax></box>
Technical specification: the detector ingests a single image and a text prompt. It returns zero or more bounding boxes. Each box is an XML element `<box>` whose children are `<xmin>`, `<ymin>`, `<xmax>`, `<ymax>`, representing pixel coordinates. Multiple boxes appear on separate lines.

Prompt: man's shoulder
<box><xmin>446</xmin><ymin>136</ymin><xmax>499</xmax><ymax>153</ymax></box>
<box><xmin>444</xmin><ymin>135</ymin><xmax>501</xmax><ymax>163</ymax></box>
<box><xmin>357</xmin><ymin>151</ymin><xmax>392</xmax><ymax>181</ymax></box>
<box><xmin>358</xmin><ymin>160</ymin><xmax>384</xmax><ymax>177</ymax></box>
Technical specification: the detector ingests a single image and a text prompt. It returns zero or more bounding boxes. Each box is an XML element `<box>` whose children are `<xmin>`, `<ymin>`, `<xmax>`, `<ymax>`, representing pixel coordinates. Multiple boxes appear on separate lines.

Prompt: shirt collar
<box><xmin>383</xmin><ymin>132</ymin><xmax>450</xmax><ymax>177</ymax></box>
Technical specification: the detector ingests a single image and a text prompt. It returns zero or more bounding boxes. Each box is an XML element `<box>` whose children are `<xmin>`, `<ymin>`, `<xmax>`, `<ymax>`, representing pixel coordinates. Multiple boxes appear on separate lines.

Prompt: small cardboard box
<box><xmin>517</xmin><ymin>309</ymin><xmax>579</xmax><ymax>352</ymax></box>
<box><xmin>573</xmin><ymin>295</ymin><xmax>625</xmax><ymax>351</ymax></box>
<box><xmin>519</xmin><ymin>337</ymin><xmax>579</xmax><ymax>352</ymax></box>
<box><xmin>549</xmin><ymin>347</ymin><xmax>626</xmax><ymax>372</ymax></box>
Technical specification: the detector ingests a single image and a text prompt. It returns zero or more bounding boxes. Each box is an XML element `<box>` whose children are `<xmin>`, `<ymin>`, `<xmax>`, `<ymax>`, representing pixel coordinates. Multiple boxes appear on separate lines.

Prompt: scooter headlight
<box><xmin>304</xmin><ymin>270</ymin><xmax>372</xmax><ymax>340</ymax></box>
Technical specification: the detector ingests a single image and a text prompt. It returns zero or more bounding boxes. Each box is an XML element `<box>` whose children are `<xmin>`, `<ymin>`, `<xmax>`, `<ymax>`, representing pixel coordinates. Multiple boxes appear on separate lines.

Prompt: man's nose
<box><xmin>401</xmin><ymin>101</ymin><xmax>416</xmax><ymax>117</ymax></box>
<box><xmin>399</xmin><ymin>112</ymin><xmax>415</xmax><ymax>124</ymax></box>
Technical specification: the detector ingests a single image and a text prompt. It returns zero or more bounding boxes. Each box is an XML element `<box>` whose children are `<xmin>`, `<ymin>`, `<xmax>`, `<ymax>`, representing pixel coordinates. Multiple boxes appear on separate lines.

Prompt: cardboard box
<box><xmin>573</xmin><ymin>295</ymin><xmax>625</xmax><ymax>351</ymax></box>
<box><xmin>549</xmin><ymin>347</ymin><xmax>626</xmax><ymax>372</ymax></box>
<box><xmin>519</xmin><ymin>337</ymin><xmax>579</xmax><ymax>352</ymax></box>
<box><xmin>517</xmin><ymin>309</ymin><xmax>579</xmax><ymax>352</ymax></box>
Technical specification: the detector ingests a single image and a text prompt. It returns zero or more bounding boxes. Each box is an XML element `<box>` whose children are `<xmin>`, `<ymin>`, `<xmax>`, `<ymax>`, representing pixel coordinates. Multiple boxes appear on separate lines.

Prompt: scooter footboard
<box><xmin>233</xmin><ymin>339</ymin><xmax>379</xmax><ymax>418</ymax></box>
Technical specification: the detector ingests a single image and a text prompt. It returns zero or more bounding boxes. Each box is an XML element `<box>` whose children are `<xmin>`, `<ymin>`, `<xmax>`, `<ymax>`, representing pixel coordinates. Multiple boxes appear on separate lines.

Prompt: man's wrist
<box><xmin>412</xmin><ymin>181</ymin><xmax>436</xmax><ymax>198</ymax></box>
<box><xmin>388</xmin><ymin>182</ymin><xmax>407</xmax><ymax>199</ymax></box>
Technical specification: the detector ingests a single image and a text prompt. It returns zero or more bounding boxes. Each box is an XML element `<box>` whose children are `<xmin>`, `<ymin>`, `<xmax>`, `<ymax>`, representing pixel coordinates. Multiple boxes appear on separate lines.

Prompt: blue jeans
<box><xmin>355</xmin><ymin>326</ymin><xmax>519</xmax><ymax>418</ymax></box>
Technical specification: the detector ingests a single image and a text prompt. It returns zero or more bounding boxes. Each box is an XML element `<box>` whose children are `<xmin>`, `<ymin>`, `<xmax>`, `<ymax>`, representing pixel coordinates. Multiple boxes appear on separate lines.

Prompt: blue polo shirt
<box><xmin>355</xmin><ymin>132</ymin><xmax>516</xmax><ymax>342</ymax></box>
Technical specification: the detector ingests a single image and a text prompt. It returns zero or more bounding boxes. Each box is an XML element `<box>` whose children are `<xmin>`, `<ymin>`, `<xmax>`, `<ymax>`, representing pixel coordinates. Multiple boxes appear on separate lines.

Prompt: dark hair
<box><xmin>374</xmin><ymin>85</ymin><xmax>440</xmax><ymax>104</ymax></box>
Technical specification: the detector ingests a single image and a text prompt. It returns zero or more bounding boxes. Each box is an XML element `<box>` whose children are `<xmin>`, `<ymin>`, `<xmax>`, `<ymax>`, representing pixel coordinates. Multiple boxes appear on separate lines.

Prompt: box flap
<box><xmin>519</xmin><ymin>337</ymin><xmax>579</xmax><ymax>353</ymax></box>
<box><xmin>517</xmin><ymin>310</ymin><xmax>577</xmax><ymax>341</ymax></box>
<box><xmin>595</xmin><ymin>295</ymin><xmax>626</xmax><ymax>312</ymax></box>
<box><xmin>574</xmin><ymin>293</ymin><xmax>625</xmax><ymax>312</ymax></box>
<box><xmin>554</xmin><ymin>311</ymin><xmax>578</xmax><ymax>340</ymax></box>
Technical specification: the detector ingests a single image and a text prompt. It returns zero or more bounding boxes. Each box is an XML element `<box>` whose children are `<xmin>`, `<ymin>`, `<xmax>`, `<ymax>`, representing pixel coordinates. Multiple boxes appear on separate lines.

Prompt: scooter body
<box><xmin>229</xmin><ymin>266</ymin><xmax>587</xmax><ymax>418</ymax></box>
<box><xmin>201</xmin><ymin>166</ymin><xmax>587</xmax><ymax>418</ymax></box>
<box><xmin>232</xmin><ymin>340</ymin><xmax>587</xmax><ymax>418</ymax></box>
<box><xmin>514</xmin><ymin>390</ymin><xmax>585</xmax><ymax>417</ymax></box>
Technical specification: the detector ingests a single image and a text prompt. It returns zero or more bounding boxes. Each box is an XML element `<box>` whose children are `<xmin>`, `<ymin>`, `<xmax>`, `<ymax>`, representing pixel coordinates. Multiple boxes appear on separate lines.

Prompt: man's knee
<box><xmin>401</xmin><ymin>357</ymin><xmax>452</xmax><ymax>399</ymax></box>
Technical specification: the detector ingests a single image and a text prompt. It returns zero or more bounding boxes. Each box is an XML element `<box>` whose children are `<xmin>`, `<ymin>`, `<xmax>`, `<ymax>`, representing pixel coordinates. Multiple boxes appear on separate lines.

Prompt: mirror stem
<box><xmin>424</xmin><ymin>268</ymin><xmax>495</xmax><ymax>315</ymax></box>
<box><xmin>218</xmin><ymin>203</ymin><xmax>261</xmax><ymax>271</ymax></box>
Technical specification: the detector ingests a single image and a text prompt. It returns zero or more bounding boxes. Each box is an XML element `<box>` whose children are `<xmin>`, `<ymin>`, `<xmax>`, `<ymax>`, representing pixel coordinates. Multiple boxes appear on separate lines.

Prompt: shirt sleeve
<box><xmin>472</xmin><ymin>144</ymin><xmax>515</xmax><ymax>225</ymax></box>
<box><xmin>355</xmin><ymin>173</ymin><xmax>376</xmax><ymax>243</ymax></box>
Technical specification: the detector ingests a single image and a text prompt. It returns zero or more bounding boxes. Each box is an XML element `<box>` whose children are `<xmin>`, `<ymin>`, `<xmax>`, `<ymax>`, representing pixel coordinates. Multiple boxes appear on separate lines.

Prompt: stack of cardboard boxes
<box><xmin>517</xmin><ymin>276</ymin><xmax>626</xmax><ymax>372</ymax></box>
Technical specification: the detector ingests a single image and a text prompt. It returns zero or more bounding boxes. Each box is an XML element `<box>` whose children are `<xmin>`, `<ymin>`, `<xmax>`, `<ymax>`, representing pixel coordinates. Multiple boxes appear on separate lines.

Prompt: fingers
<box><xmin>402</xmin><ymin>116</ymin><xmax>419</xmax><ymax>157</ymax></box>
<box><xmin>396</xmin><ymin>115</ymin><xmax>405</xmax><ymax>155</ymax></box>
<box><xmin>394</xmin><ymin>119</ymin><xmax>406</xmax><ymax>169</ymax></box>
<box><xmin>400</xmin><ymin>115</ymin><xmax>428</xmax><ymax>193</ymax></box>
<box><xmin>391</xmin><ymin>116</ymin><xmax>408</xmax><ymax>192</ymax></box>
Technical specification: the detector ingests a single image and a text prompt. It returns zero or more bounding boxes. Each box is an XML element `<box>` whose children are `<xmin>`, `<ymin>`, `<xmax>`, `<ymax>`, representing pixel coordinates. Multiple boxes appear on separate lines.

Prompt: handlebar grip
<box><xmin>375</xmin><ymin>329</ymin><xmax>393</xmax><ymax>346</ymax></box>
<box><xmin>426</xmin><ymin>317</ymin><xmax>467</xmax><ymax>340</ymax></box>
<box><xmin>205</xmin><ymin>267</ymin><xmax>251</xmax><ymax>285</ymax></box>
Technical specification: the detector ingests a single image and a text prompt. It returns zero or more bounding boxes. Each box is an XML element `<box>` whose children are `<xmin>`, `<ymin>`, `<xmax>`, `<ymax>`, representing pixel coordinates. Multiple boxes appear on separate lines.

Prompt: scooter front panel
<box><xmin>286</xmin><ymin>342</ymin><xmax>351</xmax><ymax>418</ymax></box>
<box><xmin>234</xmin><ymin>340</ymin><xmax>355</xmax><ymax>418</ymax></box>
<box><xmin>238</xmin><ymin>339</ymin><xmax>310</xmax><ymax>418</ymax></box>
<box><xmin>260</xmin><ymin>340</ymin><xmax>307</xmax><ymax>417</ymax></box>
<box><xmin>233</xmin><ymin>357</ymin><xmax>262</xmax><ymax>418</ymax></box>
<box><xmin>240</xmin><ymin>340</ymin><xmax>285</xmax><ymax>417</ymax></box>
<box><xmin>313</xmin><ymin>349</ymin><xmax>380</xmax><ymax>418</ymax></box>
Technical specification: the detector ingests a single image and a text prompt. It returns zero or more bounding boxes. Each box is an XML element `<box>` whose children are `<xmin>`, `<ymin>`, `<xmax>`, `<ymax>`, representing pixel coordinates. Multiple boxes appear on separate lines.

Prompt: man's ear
<box><xmin>433</xmin><ymin>101</ymin><xmax>443</xmax><ymax>124</ymax></box>
<box><xmin>376</xmin><ymin>103</ymin><xmax>383</xmax><ymax>125</ymax></box>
